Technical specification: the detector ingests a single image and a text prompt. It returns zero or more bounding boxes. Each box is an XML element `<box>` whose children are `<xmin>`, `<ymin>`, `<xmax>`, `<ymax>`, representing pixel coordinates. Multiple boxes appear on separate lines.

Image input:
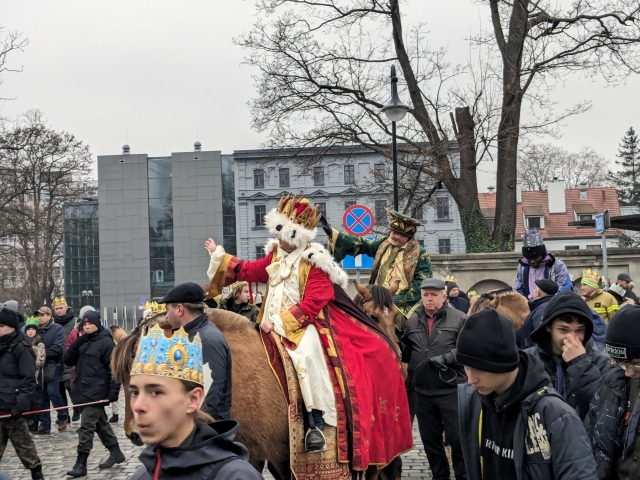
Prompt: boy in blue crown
<box><xmin>129</xmin><ymin>324</ymin><xmax>263</xmax><ymax>480</ymax></box>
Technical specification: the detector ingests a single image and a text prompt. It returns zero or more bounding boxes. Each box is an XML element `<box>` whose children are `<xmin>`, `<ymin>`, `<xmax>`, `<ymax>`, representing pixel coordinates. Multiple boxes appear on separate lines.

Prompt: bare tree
<box><xmin>0</xmin><ymin>110</ymin><xmax>93</xmax><ymax>311</ymax></box>
<box><xmin>518</xmin><ymin>143</ymin><xmax>612</xmax><ymax>191</ymax></box>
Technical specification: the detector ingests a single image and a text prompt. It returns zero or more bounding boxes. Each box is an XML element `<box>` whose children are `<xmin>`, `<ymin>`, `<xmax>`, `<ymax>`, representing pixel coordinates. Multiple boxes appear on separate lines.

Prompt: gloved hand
<box><xmin>428</xmin><ymin>354</ymin><xmax>448</xmax><ymax>371</ymax></box>
<box><xmin>108</xmin><ymin>393</ymin><xmax>119</xmax><ymax>403</ymax></box>
<box><xmin>319</xmin><ymin>215</ymin><xmax>332</xmax><ymax>237</ymax></box>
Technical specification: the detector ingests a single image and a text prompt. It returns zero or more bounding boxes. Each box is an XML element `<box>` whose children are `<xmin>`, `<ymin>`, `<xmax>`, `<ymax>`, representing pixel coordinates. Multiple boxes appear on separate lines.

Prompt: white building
<box><xmin>233</xmin><ymin>145</ymin><xmax>466</xmax><ymax>260</ymax></box>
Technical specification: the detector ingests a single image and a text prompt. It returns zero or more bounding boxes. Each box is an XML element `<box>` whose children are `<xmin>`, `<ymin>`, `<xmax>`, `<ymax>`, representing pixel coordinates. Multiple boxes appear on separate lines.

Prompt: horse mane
<box><xmin>467</xmin><ymin>289</ymin><xmax>528</xmax><ymax>331</ymax></box>
<box><xmin>207</xmin><ymin>308</ymin><xmax>254</xmax><ymax>335</ymax></box>
<box><xmin>353</xmin><ymin>284</ymin><xmax>394</xmax><ymax>312</ymax></box>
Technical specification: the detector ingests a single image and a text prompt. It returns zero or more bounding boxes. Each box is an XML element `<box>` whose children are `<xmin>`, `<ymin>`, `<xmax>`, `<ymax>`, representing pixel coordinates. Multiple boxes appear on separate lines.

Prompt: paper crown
<box><xmin>151</xmin><ymin>301</ymin><xmax>166</xmax><ymax>314</ymax></box>
<box><xmin>467</xmin><ymin>290</ymin><xmax>477</xmax><ymax>297</ymax></box>
<box><xmin>445</xmin><ymin>275</ymin><xmax>457</xmax><ymax>283</ymax></box>
<box><xmin>581</xmin><ymin>268</ymin><xmax>601</xmax><ymax>288</ymax></box>
<box><xmin>386</xmin><ymin>208</ymin><xmax>423</xmax><ymax>237</ymax></box>
<box><xmin>276</xmin><ymin>193</ymin><xmax>321</xmax><ymax>230</ymax></box>
<box><xmin>53</xmin><ymin>296</ymin><xmax>67</xmax><ymax>307</ymax></box>
<box><xmin>143</xmin><ymin>301</ymin><xmax>152</xmax><ymax>311</ymax></box>
<box><xmin>130</xmin><ymin>324</ymin><xmax>204</xmax><ymax>386</ymax></box>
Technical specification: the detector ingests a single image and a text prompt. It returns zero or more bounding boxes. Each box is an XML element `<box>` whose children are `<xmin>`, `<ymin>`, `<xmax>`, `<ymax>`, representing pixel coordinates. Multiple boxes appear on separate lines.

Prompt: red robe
<box><xmin>209</xmin><ymin>250</ymin><xmax>413</xmax><ymax>469</ymax></box>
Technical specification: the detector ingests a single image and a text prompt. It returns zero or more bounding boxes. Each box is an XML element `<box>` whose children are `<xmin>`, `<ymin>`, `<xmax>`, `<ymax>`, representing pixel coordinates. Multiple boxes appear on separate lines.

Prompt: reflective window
<box><xmin>254</xmin><ymin>169</ymin><xmax>265</xmax><ymax>189</ymax></box>
<box><xmin>317</xmin><ymin>202</ymin><xmax>327</xmax><ymax>220</ymax></box>
<box><xmin>254</xmin><ymin>205</ymin><xmax>266</xmax><ymax>227</ymax></box>
<box><xmin>279</xmin><ymin>168</ymin><xmax>290</xmax><ymax>188</ymax></box>
<box><xmin>438</xmin><ymin>239</ymin><xmax>451</xmax><ymax>254</ymax></box>
<box><xmin>313</xmin><ymin>167</ymin><xmax>324</xmax><ymax>186</ymax></box>
<box><xmin>221</xmin><ymin>155</ymin><xmax>237</xmax><ymax>255</ymax></box>
<box><xmin>437</xmin><ymin>197</ymin><xmax>449</xmax><ymax>220</ymax></box>
<box><xmin>344</xmin><ymin>165</ymin><xmax>355</xmax><ymax>185</ymax></box>
<box><xmin>148</xmin><ymin>158</ymin><xmax>174</xmax><ymax>300</ymax></box>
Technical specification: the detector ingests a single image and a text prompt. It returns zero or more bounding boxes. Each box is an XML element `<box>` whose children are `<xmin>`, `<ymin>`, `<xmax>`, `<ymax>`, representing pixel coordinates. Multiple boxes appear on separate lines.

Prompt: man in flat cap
<box><xmin>321</xmin><ymin>208</ymin><xmax>432</xmax><ymax>318</ymax></box>
<box><xmin>160</xmin><ymin>282</ymin><xmax>232</xmax><ymax>421</ymax></box>
<box><xmin>400</xmin><ymin>278</ymin><xmax>468</xmax><ymax>480</ymax></box>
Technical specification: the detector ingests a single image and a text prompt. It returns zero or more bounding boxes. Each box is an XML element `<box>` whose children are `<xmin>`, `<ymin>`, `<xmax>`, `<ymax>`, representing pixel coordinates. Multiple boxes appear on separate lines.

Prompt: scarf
<box><xmin>264</xmin><ymin>246</ymin><xmax>306</xmax><ymax>323</ymax></box>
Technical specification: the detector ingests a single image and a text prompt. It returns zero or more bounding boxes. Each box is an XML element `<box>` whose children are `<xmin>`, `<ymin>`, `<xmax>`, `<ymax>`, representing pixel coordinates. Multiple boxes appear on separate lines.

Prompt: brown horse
<box><xmin>112</xmin><ymin>308</ymin><xmax>404</xmax><ymax>480</ymax></box>
<box><xmin>467</xmin><ymin>288</ymin><xmax>529</xmax><ymax>331</ymax></box>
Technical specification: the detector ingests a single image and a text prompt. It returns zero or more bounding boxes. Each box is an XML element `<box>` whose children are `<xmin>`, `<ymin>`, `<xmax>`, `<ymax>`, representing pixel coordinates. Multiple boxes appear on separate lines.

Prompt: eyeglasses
<box><xmin>611</xmin><ymin>359</ymin><xmax>640</xmax><ymax>372</ymax></box>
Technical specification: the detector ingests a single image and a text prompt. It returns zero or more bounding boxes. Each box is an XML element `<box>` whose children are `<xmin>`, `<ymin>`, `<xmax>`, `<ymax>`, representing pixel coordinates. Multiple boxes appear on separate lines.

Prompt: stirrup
<box><xmin>304</xmin><ymin>427</ymin><xmax>327</xmax><ymax>453</ymax></box>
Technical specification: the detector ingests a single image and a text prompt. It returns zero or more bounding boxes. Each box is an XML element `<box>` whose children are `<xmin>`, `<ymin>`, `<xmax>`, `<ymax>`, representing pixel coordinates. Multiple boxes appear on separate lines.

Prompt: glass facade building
<box><xmin>148</xmin><ymin>157</ymin><xmax>175</xmax><ymax>300</ymax></box>
<box><xmin>63</xmin><ymin>200</ymin><xmax>100</xmax><ymax>312</ymax></box>
<box><xmin>221</xmin><ymin>154</ymin><xmax>237</xmax><ymax>256</ymax></box>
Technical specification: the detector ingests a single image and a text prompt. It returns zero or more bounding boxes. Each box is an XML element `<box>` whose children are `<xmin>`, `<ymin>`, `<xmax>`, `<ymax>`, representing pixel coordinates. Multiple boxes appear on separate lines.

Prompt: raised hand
<box><xmin>205</xmin><ymin>238</ymin><xmax>217</xmax><ymax>254</ymax></box>
<box><xmin>562</xmin><ymin>333</ymin><xmax>586</xmax><ymax>362</ymax></box>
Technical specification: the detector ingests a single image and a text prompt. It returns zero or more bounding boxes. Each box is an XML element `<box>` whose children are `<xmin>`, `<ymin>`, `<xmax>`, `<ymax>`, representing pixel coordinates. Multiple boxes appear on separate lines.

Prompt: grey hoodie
<box><xmin>130</xmin><ymin>420</ymin><xmax>263</xmax><ymax>480</ymax></box>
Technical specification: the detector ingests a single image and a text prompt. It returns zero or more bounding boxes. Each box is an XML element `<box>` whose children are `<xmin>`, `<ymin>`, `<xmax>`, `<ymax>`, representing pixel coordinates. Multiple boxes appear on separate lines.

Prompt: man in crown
<box><xmin>205</xmin><ymin>194</ymin><xmax>412</xmax><ymax>464</ymax></box>
<box><xmin>581</xmin><ymin>268</ymin><xmax>619</xmax><ymax>323</ymax></box>
<box><xmin>321</xmin><ymin>208</ymin><xmax>432</xmax><ymax>320</ymax></box>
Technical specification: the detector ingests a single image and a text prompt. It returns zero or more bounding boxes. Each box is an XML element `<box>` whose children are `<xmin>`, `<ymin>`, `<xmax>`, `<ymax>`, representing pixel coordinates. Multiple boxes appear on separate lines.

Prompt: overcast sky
<box><xmin>1</xmin><ymin>0</ymin><xmax>638</xmax><ymax>190</ymax></box>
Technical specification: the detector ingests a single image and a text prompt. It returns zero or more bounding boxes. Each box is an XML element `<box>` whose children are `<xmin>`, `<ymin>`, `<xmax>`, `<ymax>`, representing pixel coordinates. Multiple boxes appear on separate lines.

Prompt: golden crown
<box><xmin>583</xmin><ymin>268</ymin><xmax>600</xmax><ymax>282</ymax></box>
<box><xmin>53</xmin><ymin>296</ymin><xmax>67</xmax><ymax>307</ymax></box>
<box><xmin>143</xmin><ymin>301</ymin><xmax>152</xmax><ymax>311</ymax></box>
<box><xmin>276</xmin><ymin>193</ymin><xmax>321</xmax><ymax>230</ymax></box>
<box><xmin>467</xmin><ymin>290</ymin><xmax>477</xmax><ymax>297</ymax></box>
<box><xmin>130</xmin><ymin>324</ymin><xmax>204</xmax><ymax>386</ymax></box>
<box><xmin>151</xmin><ymin>301</ymin><xmax>166</xmax><ymax>314</ymax></box>
<box><xmin>445</xmin><ymin>275</ymin><xmax>457</xmax><ymax>282</ymax></box>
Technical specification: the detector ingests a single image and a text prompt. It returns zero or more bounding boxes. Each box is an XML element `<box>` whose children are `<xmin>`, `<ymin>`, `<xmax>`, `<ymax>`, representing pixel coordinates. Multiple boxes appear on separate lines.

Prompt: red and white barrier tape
<box><xmin>0</xmin><ymin>395</ymin><xmax>126</xmax><ymax>419</ymax></box>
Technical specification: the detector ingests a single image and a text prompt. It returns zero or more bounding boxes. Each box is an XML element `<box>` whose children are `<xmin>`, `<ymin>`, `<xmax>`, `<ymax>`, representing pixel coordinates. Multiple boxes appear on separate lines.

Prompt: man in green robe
<box><xmin>321</xmin><ymin>209</ymin><xmax>432</xmax><ymax>320</ymax></box>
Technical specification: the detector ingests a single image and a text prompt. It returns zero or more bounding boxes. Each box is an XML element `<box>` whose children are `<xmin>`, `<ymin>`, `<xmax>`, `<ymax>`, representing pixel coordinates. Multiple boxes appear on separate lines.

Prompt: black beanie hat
<box><xmin>456</xmin><ymin>308</ymin><xmax>519</xmax><ymax>373</ymax></box>
<box><xmin>522</xmin><ymin>244</ymin><xmax>546</xmax><ymax>260</ymax></box>
<box><xmin>82</xmin><ymin>311</ymin><xmax>102</xmax><ymax>329</ymax></box>
<box><xmin>0</xmin><ymin>307</ymin><xmax>19</xmax><ymax>330</ymax></box>
<box><xmin>606</xmin><ymin>305</ymin><xmax>640</xmax><ymax>360</ymax></box>
<box><xmin>530</xmin><ymin>291</ymin><xmax>593</xmax><ymax>345</ymax></box>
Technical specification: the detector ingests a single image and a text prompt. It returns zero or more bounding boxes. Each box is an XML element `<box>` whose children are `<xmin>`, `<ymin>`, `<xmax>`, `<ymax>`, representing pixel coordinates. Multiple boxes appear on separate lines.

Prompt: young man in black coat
<box><xmin>0</xmin><ymin>308</ymin><xmax>44</xmax><ymax>480</ymax></box>
<box><xmin>529</xmin><ymin>291</ymin><xmax>628</xmax><ymax>478</ymax></box>
<box><xmin>63</xmin><ymin>311</ymin><xmax>124</xmax><ymax>477</ymax></box>
<box><xmin>457</xmin><ymin>308</ymin><xmax>598</xmax><ymax>480</ymax></box>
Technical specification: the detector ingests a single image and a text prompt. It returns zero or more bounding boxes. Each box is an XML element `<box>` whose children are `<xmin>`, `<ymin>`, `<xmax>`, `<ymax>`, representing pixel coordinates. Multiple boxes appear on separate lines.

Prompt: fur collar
<box><xmin>264</xmin><ymin>240</ymin><xmax>348</xmax><ymax>289</ymax></box>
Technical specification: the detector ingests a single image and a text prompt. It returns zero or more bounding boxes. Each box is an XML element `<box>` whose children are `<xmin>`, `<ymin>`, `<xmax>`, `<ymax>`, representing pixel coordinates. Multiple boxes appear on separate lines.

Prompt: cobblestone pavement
<box><xmin>1</xmin><ymin>402</ymin><xmax>443</xmax><ymax>479</ymax></box>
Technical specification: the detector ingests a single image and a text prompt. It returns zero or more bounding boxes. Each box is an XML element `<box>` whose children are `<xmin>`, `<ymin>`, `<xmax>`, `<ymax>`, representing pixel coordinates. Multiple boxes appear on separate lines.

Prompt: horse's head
<box><xmin>109</xmin><ymin>325</ymin><xmax>128</xmax><ymax>344</ymax></box>
<box><xmin>467</xmin><ymin>288</ymin><xmax>529</xmax><ymax>331</ymax></box>
<box><xmin>353</xmin><ymin>281</ymin><xmax>401</xmax><ymax>354</ymax></box>
<box><xmin>111</xmin><ymin>312</ymin><xmax>171</xmax><ymax>446</ymax></box>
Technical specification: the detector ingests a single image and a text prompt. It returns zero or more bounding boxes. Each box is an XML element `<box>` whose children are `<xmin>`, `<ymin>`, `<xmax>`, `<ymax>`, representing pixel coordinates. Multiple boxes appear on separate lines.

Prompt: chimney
<box><xmin>488</xmin><ymin>186</ymin><xmax>495</xmax><ymax>194</ymax></box>
<box><xmin>547</xmin><ymin>177</ymin><xmax>565</xmax><ymax>214</ymax></box>
<box><xmin>579</xmin><ymin>182</ymin><xmax>587</xmax><ymax>200</ymax></box>
<box><xmin>516</xmin><ymin>182</ymin><xmax>522</xmax><ymax>204</ymax></box>
<box><xmin>122</xmin><ymin>144</ymin><xmax>130</xmax><ymax>155</ymax></box>
<box><xmin>194</xmin><ymin>141</ymin><xmax>202</xmax><ymax>152</ymax></box>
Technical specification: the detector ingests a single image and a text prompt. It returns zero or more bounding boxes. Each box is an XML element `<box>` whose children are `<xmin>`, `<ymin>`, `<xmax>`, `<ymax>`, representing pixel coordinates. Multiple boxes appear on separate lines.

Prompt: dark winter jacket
<box><xmin>401</xmin><ymin>304</ymin><xmax>467</xmax><ymax>396</ymax></box>
<box><xmin>54</xmin><ymin>310</ymin><xmax>77</xmax><ymax>382</ymax></box>
<box><xmin>218</xmin><ymin>298</ymin><xmax>260</xmax><ymax>323</ymax></box>
<box><xmin>458</xmin><ymin>350</ymin><xmax>599</xmax><ymax>480</ymax></box>
<box><xmin>515</xmin><ymin>254</ymin><xmax>573</xmax><ymax>299</ymax></box>
<box><xmin>0</xmin><ymin>331</ymin><xmax>36</xmax><ymax>416</ymax></box>
<box><xmin>448</xmin><ymin>295</ymin><xmax>470</xmax><ymax>314</ymax></box>
<box><xmin>516</xmin><ymin>295</ymin><xmax>553</xmax><ymax>349</ymax></box>
<box><xmin>529</xmin><ymin>314</ymin><xmax>628</xmax><ymax>479</ymax></box>
<box><xmin>129</xmin><ymin>420</ymin><xmax>264</xmax><ymax>480</ymax></box>
<box><xmin>184</xmin><ymin>313</ymin><xmax>232</xmax><ymax>420</ymax></box>
<box><xmin>38</xmin><ymin>318</ymin><xmax>66</xmax><ymax>364</ymax></box>
<box><xmin>63</xmin><ymin>328</ymin><xmax>120</xmax><ymax>405</ymax></box>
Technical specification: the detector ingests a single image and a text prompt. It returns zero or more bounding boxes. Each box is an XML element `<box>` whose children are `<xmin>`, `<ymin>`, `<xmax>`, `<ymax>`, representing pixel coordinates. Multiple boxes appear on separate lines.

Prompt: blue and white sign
<box><xmin>595</xmin><ymin>213</ymin><xmax>604</xmax><ymax>234</ymax></box>
<box><xmin>342</xmin><ymin>236</ymin><xmax>375</xmax><ymax>269</ymax></box>
<box><xmin>343</xmin><ymin>205</ymin><xmax>374</xmax><ymax>236</ymax></box>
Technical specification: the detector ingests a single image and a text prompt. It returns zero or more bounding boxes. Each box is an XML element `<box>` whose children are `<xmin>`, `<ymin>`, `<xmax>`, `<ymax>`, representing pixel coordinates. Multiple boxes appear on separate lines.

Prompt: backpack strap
<box><xmin>206</xmin><ymin>456</ymin><xmax>240</xmax><ymax>480</ymax></box>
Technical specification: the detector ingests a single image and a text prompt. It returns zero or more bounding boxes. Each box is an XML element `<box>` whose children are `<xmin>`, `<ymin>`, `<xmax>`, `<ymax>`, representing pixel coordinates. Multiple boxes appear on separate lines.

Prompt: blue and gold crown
<box><xmin>130</xmin><ymin>324</ymin><xmax>204</xmax><ymax>386</ymax></box>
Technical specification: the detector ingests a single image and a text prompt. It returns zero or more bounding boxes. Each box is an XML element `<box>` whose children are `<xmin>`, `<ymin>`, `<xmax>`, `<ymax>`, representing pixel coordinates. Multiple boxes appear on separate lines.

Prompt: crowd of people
<box><xmin>3</xmin><ymin>193</ymin><xmax>640</xmax><ymax>480</ymax></box>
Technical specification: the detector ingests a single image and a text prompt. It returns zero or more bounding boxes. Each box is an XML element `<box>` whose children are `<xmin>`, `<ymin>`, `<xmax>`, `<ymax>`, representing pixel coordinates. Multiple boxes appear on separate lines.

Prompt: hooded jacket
<box><xmin>63</xmin><ymin>327</ymin><xmax>120</xmax><ymax>405</ymax></box>
<box><xmin>0</xmin><ymin>331</ymin><xmax>36</xmax><ymax>416</ymax></box>
<box><xmin>458</xmin><ymin>350</ymin><xmax>598</xmax><ymax>480</ymax></box>
<box><xmin>130</xmin><ymin>420</ymin><xmax>264</xmax><ymax>480</ymax></box>
<box><xmin>515</xmin><ymin>254</ymin><xmax>572</xmax><ymax>299</ymax></box>
<box><xmin>529</xmin><ymin>292</ymin><xmax>628</xmax><ymax>479</ymax></box>
<box><xmin>516</xmin><ymin>295</ymin><xmax>553</xmax><ymax>349</ymax></box>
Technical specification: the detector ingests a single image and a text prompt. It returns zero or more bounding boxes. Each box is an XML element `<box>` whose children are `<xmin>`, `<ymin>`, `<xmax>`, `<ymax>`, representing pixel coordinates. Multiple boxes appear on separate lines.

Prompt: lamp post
<box><xmin>81</xmin><ymin>289</ymin><xmax>93</xmax><ymax>306</ymax></box>
<box><xmin>381</xmin><ymin>65</ymin><xmax>410</xmax><ymax>211</ymax></box>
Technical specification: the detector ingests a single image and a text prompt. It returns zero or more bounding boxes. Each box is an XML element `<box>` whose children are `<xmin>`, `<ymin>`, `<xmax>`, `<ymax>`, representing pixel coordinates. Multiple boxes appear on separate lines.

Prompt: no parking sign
<box><xmin>343</xmin><ymin>204</ymin><xmax>374</xmax><ymax>237</ymax></box>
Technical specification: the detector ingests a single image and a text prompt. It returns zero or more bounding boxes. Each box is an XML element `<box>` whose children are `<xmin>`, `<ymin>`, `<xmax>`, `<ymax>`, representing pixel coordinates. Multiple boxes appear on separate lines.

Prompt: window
<box><xmin>564</xmin><ymin>245</ymin><xmax>580</xmax><ymax>250</ymax></box>
<box><xmin>414</xmin><ymin>205</ymin><xmax>424</xmax><ymax>222</ymax></box>
<box><xmin>527</xmin><ymin>216</ymin><xmax>541</xmax><ymax>229</ymax></box>
<box><xmin>279</xmin><ymin>168</ymin><xmax>290</xmax><ymax>188</ymax></box>
<box><xmin>313</xmin><ymin>166</ymin><xmax>324</xmax><ymax>186</ymax></box>
<box><xmin>254</xmin><ymin>205</ymin><xmax>266</xmax><ymax>227</ymax></box>
<box><xmin>577</xmin><ymin>214</ymin><xmax>592</xmax><ymax>228</ymax></box>
<box><xmin>253</xmin><ymin>169</ymin><xmax>264</xmax><ymax>189</ymax></box>
<box><xmin>486</xmin><ymin>218</ymin><xmax>495</xmax><ymax>230</ymax></box>
<box><xmin>317</xmin><ymin>202</ymin><xmax>327</xmax><ymax>220</ymax></box>
<box><xmin>586</xmin><ymin>244</ymin><xmax>602</xmax><ymax>249</ymax></box>
<box><xmin>580</xmin><ymin>191</ymin><xmax>587</xmax><ymax>200</ymax></box>
<box><xmin>438</xmin><ymin>239</ymin><xmax>451</xmax><ymax>254</ymax></box>
<box><xmin>255</xmin><ymin>245</ymin><xmax>266</xmax><ymax>259</ymax></box>
<box><xmin>375</xmin><ymin>200</ymin><xmax>387</xmax><ymax>222</ymax></box>
<box><xmin>344</xmin><ymin>165</ymin><xmax>355</xmax><ymax>185</ymax></box>
<box><xmin>436</xmin><ymin>197</ymin><xmax>449</xmax><ymax>220</ymax></box>
<box><xmin>418</xmin><ymin>239</ymin><xmax>425</xmax><ymax>247</ymax></box>
<box><xmin>374</xmin><ymin>163</ymin><xmax>387</xmax><ymax>179</ymax></box>
<box><xmin>344</xmin><ymin>201</ymin><xmax>356</xmax><ymax>210</ymax></box>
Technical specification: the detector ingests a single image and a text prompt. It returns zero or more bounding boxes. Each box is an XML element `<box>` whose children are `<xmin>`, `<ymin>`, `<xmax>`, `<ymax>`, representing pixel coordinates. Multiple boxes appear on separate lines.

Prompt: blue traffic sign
<box><xmin>343</xmin><ymin>205</ymin><xmax>374</xmax><ymax>236</ymax></box>
<box><xmin>595</xmin><ymin>214</ymin><xmax>604</xmax><ymax>234</ymax></box>
<box><xmin>342</xmin><ymin>236</ymin><xmax>375</xmax><ymax>269</ymax></box>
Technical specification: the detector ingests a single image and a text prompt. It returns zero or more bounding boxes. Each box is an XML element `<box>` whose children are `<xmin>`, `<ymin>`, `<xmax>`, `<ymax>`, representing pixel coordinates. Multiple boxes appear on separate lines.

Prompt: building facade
<box><xmin>96</xmin><ymin>144</ymin><xmax>234</xmax><ymax>325</ymax></box>
<box><xmin>233</xmin><ymin>146</ymin><xmax>466</xmax><ymax>262</ymax></box>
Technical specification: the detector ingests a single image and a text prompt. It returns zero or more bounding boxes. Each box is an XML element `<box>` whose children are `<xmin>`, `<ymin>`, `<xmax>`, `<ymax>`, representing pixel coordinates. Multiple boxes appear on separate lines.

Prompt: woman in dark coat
<box><xmin>218</xmin><ymin>281</ymin><xmax>260</xmax><ymax>323</ymax></box>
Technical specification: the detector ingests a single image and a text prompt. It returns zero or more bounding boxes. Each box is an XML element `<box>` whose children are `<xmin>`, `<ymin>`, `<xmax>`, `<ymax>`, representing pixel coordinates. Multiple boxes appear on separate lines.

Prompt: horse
<box><xmin>112</xmin><ymin>307</ymin><xmax>405</xmax><ymax>480</ymax></box>
<box><xmin>467</xmin><ymin>288</ymin><xmax>529</xmax><ymax>331</ymax></box>
<box><xmin>352</xmin><ymin>280</ymin><xmax>402</xmax><ymax>355</ymax></box>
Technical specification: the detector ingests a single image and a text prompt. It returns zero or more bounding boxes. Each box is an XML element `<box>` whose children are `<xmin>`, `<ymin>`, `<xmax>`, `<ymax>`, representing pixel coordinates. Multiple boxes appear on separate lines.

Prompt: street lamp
<box><xmin>381</xmin><ymin>65</ymin><xmax>410</xmax><ymax>211</ymax></box>
<box><xmin>81</xmin><ymin>289</ymin><xmax>93</xmax><ymax>306</ymax></box>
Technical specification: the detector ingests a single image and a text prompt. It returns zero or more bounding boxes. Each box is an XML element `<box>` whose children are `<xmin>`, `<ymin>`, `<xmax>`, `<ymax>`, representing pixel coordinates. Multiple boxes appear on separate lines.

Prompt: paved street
<box><xmin>0</xmin><ymin>400</ymin><xmax>440</xmax><ymax>479</ymax></box>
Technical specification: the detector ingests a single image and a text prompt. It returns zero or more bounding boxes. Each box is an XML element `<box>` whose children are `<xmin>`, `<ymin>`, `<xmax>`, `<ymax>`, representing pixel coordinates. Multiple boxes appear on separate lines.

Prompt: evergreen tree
<box><xmin>612</xmin><ymin>127</ymin><xmax>640</xmax><ymax>206</ymax></box>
